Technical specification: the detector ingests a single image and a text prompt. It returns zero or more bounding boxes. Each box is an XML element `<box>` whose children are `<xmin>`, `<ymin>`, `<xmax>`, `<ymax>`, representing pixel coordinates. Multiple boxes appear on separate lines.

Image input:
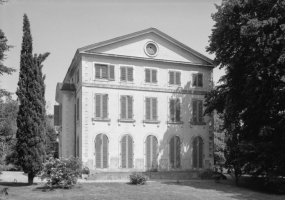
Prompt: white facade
<box><xmin>55</xmin><ymin>28</ymin><xmax>215</xmax><ymax>172</ymax></box>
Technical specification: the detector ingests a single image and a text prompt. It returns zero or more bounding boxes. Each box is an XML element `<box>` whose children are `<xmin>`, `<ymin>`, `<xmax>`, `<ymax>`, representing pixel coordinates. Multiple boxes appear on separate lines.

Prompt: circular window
<box><xmin>144</xmin><ymin>41</ymin><xmax>159</xmax><ymax>57</ymax></box>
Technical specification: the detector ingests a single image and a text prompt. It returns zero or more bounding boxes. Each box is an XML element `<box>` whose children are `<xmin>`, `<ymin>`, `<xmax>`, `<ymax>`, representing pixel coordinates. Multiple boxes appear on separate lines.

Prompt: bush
<box><xmin>38</xmin><ymin>156</ymin><xmax>82</xmax><ymax>189</ymax></box>
<box><xmin>129</xmin><ymin>172</ymin><xmax>147</xmax><ymax>185</ymax></box>
<box><xmin>82</xmin><ymin>166</ymin><xmax>90</xmax><ymax>175</ymax></box>
<box><xmin>199</xmin><ymin>168</ymin><xmax>213</xmax><ymax>179</ymax></box>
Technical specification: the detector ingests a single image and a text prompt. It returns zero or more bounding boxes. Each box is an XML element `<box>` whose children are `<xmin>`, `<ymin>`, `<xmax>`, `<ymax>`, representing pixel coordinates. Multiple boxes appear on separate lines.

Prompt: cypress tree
<box><xmin>16</xmin><ymin>14</ymin><xmax>49</xmax><ymax>185</ymax></box>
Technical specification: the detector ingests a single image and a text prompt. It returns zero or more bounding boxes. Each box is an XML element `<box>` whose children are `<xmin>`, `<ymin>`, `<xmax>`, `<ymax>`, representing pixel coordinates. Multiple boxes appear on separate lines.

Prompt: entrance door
<box><xmin>169</xmin><ymin>136</ymin><xmax>181</xmax><ymax>169</ymax></box>
<box><xmin>95</xmin><ymin>134</ymin><xmax>108</xmax><ymax>168</ymax></box>
<box><xmin>121</xmin><ymin>135</ymin><xmax>133</xmax><ymax>168</ymax></box>
<box><xmin>146</xmin><ymin>135</ymin><xmax>158</xmax><ymax>169</ymax></box>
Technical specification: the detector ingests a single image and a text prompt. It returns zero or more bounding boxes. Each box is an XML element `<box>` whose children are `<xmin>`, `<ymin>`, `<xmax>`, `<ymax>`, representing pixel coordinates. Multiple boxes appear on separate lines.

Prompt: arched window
<box><xmin>95</xmin><ymin>134</ymin><xmax>108</xmax><ymax>168</ymax></box>
<box><xmin>145</xmin><ymin>135</ymin><xmax>158</xmax><ymax>169</ymax></box>
<box><xmin>169</xmin><ymin>136</ymin><xmax>181</xmax><ymax>169</ymax></box>
<box><xmin>121</xmin><ymin>134</ymin><xmax>133</xmax><ymax>168</ymax></box>
<box><xmin>192</xmin><ymin>136</ymin><xmax>203</xmax><ymax>168</ymax></box>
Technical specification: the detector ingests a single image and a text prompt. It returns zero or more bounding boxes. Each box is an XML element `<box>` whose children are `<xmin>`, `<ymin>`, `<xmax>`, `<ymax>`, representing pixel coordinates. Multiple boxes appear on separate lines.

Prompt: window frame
<box><xmin>93</xmin><ymin>62</ymin><xmax>115</xmax><ymax>81</ymax></box>
<box><xmin>168</xmin><ymin>69</ymin><xmax>182</xmax><ymax>86</ymax></box>
<box><xmin>192</xmin><ymin>72</ymin><xmax>204</xmax><ymax>88</ymax></box>
<box><xmin>119</xmin><ymin>65</ymin><xmax>134</xmax><ymax>83</ymax></box>
<box><xmin>191</xmin><ymin>99</ymin><xmax>206</xmax><ymax>125</ymax></box>
<box><xmin>93</xmin><ymin>93</ymin><xmax>110</xmax><ymax>121</ymax></box>
<box><xmin>144</xmin><ymin>97</ymin><xmax>158</xmax><ymax>122</ymax></box>
<box><xmin>119</xmin><ymin>95</ymin><xmax>135</xmax><ymax>122</ymax></box>
<box><xmin>167</xmin><ymin>97</ymin><xmax>183</xmax><ymax>124</ymax></box>
<box><xmin>143</xmin><ymin>67</ymin><xmax>159</xmax><ymax>85</ymax></box>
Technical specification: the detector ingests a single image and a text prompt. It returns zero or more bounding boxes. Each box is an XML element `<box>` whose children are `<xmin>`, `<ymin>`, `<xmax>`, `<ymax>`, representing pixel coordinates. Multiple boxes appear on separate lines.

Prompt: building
<box><xmin>55</xmin><ymin>28</ymin><xmax>215</xmax><ymax>172</ymax></box>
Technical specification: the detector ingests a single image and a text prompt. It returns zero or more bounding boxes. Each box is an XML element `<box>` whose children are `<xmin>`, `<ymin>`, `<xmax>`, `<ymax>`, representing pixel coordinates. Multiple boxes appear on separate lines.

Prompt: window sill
<box><xmin>143</xmin><ymin>82</ymin><xmax>158</xmax><ymax>86</ymax></box>
<box><xmin>119</xmin><ymin>81</ymin><xmax>134</xmax><ymax>84</ymax></box>
<box><xmin>189</xmin><ymin>121</ymin><xmax>206</xmax><ymax>125</ymax></box>
<box><xmin>167</xmin><ymin>121</ymin><xmax>184</xmax><ymax>124</ymax></box>
<box><xmin>118</xmin><ymin>119</ymin><xmax>136</xmax><ymax>123</ymax></box>
<box><xmin>143</xmin><ymin>120</ymin><xmax>160</xmax><ymax>124</ymax></box>
<box><xmin>94</xmin><ymin>79</ymin><xmax>110</xmax><ymax>82</ymax></box>
<box><xmin>92</xmin><ymin>118</ymin><xmax>111</xmax><ymax>122</ymax></box>
<box><xmin>168</xmin><ymin>84</ymin><xmax>181</xmax><ymax>87</ymax></box>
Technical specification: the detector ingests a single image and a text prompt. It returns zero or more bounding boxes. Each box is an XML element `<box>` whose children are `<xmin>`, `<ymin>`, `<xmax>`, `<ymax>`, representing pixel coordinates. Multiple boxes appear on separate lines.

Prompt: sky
<box><xmin>0</xmin><ymin>0</ymin><xmax>224</xmax><ymax>114</ymax></box>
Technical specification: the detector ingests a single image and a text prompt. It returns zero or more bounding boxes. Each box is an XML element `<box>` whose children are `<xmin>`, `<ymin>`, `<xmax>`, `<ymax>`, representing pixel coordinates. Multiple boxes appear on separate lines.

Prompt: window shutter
<box><xmin>169</xmin><ymin>71</ymin><xmax>174</xmax><ymax>85</ymax></box>
<box><xmin>198</xmin><ymin>137</ymin><xmax>203</xmax><ymax>168</ymax></box>
<box><xmin>193</xmin><ymin>137</ymin><xmax>198</xmax><ymax>168</ymax></box>
<box><xmin>145</xmin><ymin>97</ymin><xmax>151</xmax><ymax>120</ymax></box>
<box><xmin>152</xmin><ymin>136</ymin><xmax>158</xmax><ymax>169</ymax></box>
<box><xmin>193</xmin><ymin>74</ymin><xmax>198</xmax><ymax>86</ymax></box>
<box><xmin>109</xmin><ymin>65</ymin><xmax>115</xmax><ymax>80</ymax></box>
<box><xmin>121</xmin><ymin>67</ymin><xmax>126</xmax><ymax>81</ymax></box>
<box><xmin>169</xmin><ymin>137</ymin><xmax>175</xmax><ymax>168</ymax></box>
<box><xmin>95</xmin><ymin>134</ymin><xmax>102</xmax><ymax>168</ymax></box>
<box><xmin>101</xmin><ymin>65</ymin><xmax>108</xmax><ymax>79</ymax></box>
<box><xmin>76</xmin><ymin>99</ymin><xmax>79</xmax><ymax>121</ymax></box>
<box><xmin>103</xmin><ymin>134</ymin><xmax>108</xmax><ymax>168</ymax></box>
<box><xmin>176</xmin><ymin>72</ymin><xmax>181</xmax><ymax>85</ymax></box>
<box><xmin>198</xmin><ymin>101</ymin><xmax>203</xmax><ymax>122</ymax></box>
<box><xmin>121</xmin><ymin>96</ymin><xmax>126</xmax><ymax>119</ymax></box>
<box><xmin>152</xmin><ymin>98</ymin><xmax>157</xmax><ymax>120</ymax></box>
<box><xmin>95</xmin><ymin>65</ymin><xmax>100</xmax><ymax>78</ymax></box>
<box><xmin>127</xmin><ymin>96</ymin><xmax>133</xmax><ymax>119</ymax></box>
<box><xmin>95</xmin><ymin>94</ymin><xmax>101</xmax><ymax>118</ymax></box>
<box><xmin>193</xmin><ymin>100</ymin><xmax>197</xmax><ymax>122</ymax></box>
<box><xmin>121</xmin><ymin>135</ymin><xmax>127</xmax><ymax>168</ymax></box>
<box><xmin>175</xmin><ymin>136</ymin><xmax>181</xmax><ymax>168</ymax></box>
<box><xmin>127</xmin><ymin>67</ymin><xmax>133</xmax><ymax>81</ymax></box>
<box><xmin>128</xmin><ymin>135</ymin><xmax>133</xmax><ymax>168</ymax></box>
<box><xmin>152</xmin><ymin>69</ymin><xmax>157</xmax><ymax>83</ymax></box>
<box><xmin>102</xmin><ymin>94</ymin><xmax>108</xmax><ymax>118</ymax></box>
<box><xmin>146</xmin><ymin>136</ymin><xmax>151</xmax><ymax>168</ymax></box>
<box><xmin>145</xmin><ymin>69</ymin><xmax>151</xmax><ymax>83</ymax></box>
<box><xmin>170</xmin><ymin>99</ymin><xmax>175</xmax><ymax>122</ymax></box>
<box><xmin>198</xmin><ymin>74</ymin><xmax>203</xmax><ymax>87</ymax></box>
<box><xmin>175</xmin><ymin>98</ymin><xmax>180</xmax><ymax>122</ymax></box>
<box><xmin>54</xmin><ymin>105</ymin><xmax>59</xmax><ymax>126</ymax></box>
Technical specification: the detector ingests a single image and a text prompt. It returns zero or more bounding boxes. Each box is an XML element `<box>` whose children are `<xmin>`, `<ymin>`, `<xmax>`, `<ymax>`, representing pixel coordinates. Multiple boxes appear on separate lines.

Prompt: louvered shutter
<box><xmin>198</xmin><ymin>74</ymin><xmax>203</xmax><ymax>87</ymax></box>
<box><xmin>128</xmin><ymin>135</ymin><xmax>133</xmax><ymax>168</ymax></box>
<box><xmin>193</xmin><ymin>74</ymin><xmax>197</xmax><ymax>86</ymax></box>
<box><xmin>121</xmin><ymin>96</ymin><xmax>126</xmax><ymax>119</ymax></box>
<box><xmin>95</xmin><ymin>94</ymin><xmax>101</xmax><ymax>118</ymax></box>
<box><xmin>152</xmin><ymin>69</ymin><xmax>157</xmax><ymax>83</ymax></box>
<box><xmin>102</xmin><ymin>94</ymin><xmax>108</xmax><ymax>118</ymax></box>
<box><xmin>198</xmin><ymin>137</ymin><xmax>203</xmax><ymax>168</ymax></box>
<box><xmin>193</xmin><ymin>137</ymin><xmax>198</xmax><ymax>168</ymax></box>
<box><xmin>109</xmin><ymin>65</ymin><xmax>115</xmax><ymax>80</ymax></box>
<box><xmin>121</xmin><ymin>67</ymin><xmax>126</xmax><ymax>81</ymax></box>
<box><xmin>175</xmin><ymin>99</ymin><xmax>180</xmax><ymax>122</ymax></box>
<box><xmin>175</xmin><ymin>137</ymin><xmax>181</xmax><ymax>168</ymax></box>
<box><xmin>59</xmin><ymin>104</ymin><xmax>62</xmax><ymax>125</ymax></box>
<box><xmin>127</xmin><ymin>67</ymin><xmax>133</xmax><ymax>81</ymax></box>
<box><xmin>121</xmin><ymin>135</ymin><xmax>127</xmax><ymax>168</ymax></box>
<box><xmin>146</xmin><ymin>136</ymin><xmax>151</xmax><ymax>168</ymax></box>
<box><xmin>152</xmin><ymin>136</ymin><xmax>158</xmax><ymax>168</ymax></box>
<box><xmin>198</xmin><ymin>101</ymin><xmax>203</xmax><ymax>122</ymax></box>
<box><xmin>170</xmin><ymin>137</ymin><xmax>175</xmax><ymax>168</ymax></box>
<box><xmin>95</xmin><ymin>134</ymin><xmax>102</xmax><ymax>168</ymax></box>
<box><xmin>95</xmin><ymin>65</ymin><xmax>100</xmax><ymax>78</ymax></box>
<box><xmin>103</xmin><ymin>134</ymin><xmax>108</xmax><ymax>168</ymax></box>
<box><xmin>54</xmin><ymin>105</ymin><xmax>59</xmax><ymax>126</ymax></box>
<box><xmin>169</xmin><ymin>71</ymin><xmax>174</xmax><ymax>84</ymax></box>
<box><xmin>145</xmin><ymin>98</ymin><xmax>151</xmax><ymax>120</ymax></box>
<box><xmin>152</xmin><ymin>98</ymin><xmax>157</xmax><ymax>120</ymax></box>
<box><xmin>145</xmin><ymin>69</ymin><xmax>151</xmax><ymax>83</ymax></box>
<box><xmin>127</xmin><ymin>96</ymin><xmax>133</xmax><ymax>119</ymax></box>
<box><xmin>176</xmin><ymin>72</ymin><xmax>181</xmax><ymax>85</ymax></box>
<box><xmin>170</xmin><ymin>99</ymin><xmax>175</xmax><ymax>122</ymax></box>
<box><xmin>76</xmin><ymin>99</ymin><xmax>79</xmax><ymax>121</ymax></box>
<box><xmin>193</xmin><ymin>100</ymin><xmax>197</xmax><ymax>122</ymax></box>
<box><xmin>101</xmin><ymin>65</ymin><xmax>108</xmax><ymax>79</ymax></box>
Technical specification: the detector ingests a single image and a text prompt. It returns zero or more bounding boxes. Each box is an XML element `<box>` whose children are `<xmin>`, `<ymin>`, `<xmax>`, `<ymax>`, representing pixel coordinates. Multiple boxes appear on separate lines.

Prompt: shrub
<box><xmin>82</xmin><ymin>166</ymin><xmax>90</xmax><ymax>175</ymax></box>
<box><xmin>129</xmin><ymin>172</ymin><xmax>147</xmax><ymax>185</ymax></box>
<box><xmin>38</xmin><ymin>156</ymin><xmax>82</xmax><ymax>189</ymax></box>
<box><xmin>199</xmin><ymin>168</ymin><xmax>213</xmax><ymax>179</ymax></box>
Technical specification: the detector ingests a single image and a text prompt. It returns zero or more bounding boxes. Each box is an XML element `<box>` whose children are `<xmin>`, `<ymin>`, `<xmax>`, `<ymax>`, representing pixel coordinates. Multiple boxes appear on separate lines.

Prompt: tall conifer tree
<box><xmin>16</xmin><ymin>14</ymin><xmax>49</xmax><ymax>185</ymax></box>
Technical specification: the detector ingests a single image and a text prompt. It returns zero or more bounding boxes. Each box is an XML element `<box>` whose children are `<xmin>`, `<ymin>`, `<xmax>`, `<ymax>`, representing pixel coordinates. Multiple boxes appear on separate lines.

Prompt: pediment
<box><xmin>78</xmin><ymin>28</ymin><xmax>213</xmax><ymax>66</ymax></box>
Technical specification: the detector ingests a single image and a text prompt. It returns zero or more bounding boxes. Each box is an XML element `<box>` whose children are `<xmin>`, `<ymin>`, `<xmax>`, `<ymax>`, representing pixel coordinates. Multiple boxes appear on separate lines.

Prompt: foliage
<box><xmin>45</xmin><ymin>115</ymin><xmax>58</xmax><ymax>157</ymax></box>
<box><xmin>15</xmin><ymin>14</ymin><xmax>50</xmax><ymax>185</ymax></box>
<box><xmin>129</xmin><ymin>172</ymin><xmax>147</xmax><ymax>185</ymax></box>
<box><xmin>38</xmin><ymin>157</ymin><xmax>82</xmax><ymax>189</ymax></box>
<box><xmin>213</xmin><ymin>113</ymin><xmax>226</xmax><ymax>165</ymax></box>
<box><xmin>205</xmin><ymin>0</ymin><xmax>285</xmax><ymax>185</ymax></box>
<box><xmin>199</xmin><ymin>168</ymin><xmax>213</xmax><ymax>179</ymax></box>
<box><xmin>82</xmin><ymin>166</ymin><xmax>90</xmax><ymax>175</ymax></box>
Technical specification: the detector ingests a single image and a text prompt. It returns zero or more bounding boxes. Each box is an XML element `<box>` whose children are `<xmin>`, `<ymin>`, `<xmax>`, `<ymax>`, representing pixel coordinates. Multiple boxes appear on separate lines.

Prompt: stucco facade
<box><xmin>55</xmin><ymin>28</ymin><xmax>215</xmax><ymax>172</ymax></box>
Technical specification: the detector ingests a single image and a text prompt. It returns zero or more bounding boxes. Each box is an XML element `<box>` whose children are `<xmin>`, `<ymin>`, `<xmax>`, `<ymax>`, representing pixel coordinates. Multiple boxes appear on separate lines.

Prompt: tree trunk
<box><xmin>28</xmin><ymin>173</ymin><xmax>34</xmax><ymax>185</ymax></box>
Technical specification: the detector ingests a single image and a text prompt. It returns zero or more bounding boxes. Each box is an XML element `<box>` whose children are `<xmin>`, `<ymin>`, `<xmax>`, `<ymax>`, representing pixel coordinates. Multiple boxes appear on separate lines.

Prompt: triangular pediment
<box><xmin>78</xmin><ymin>28</ymin><xmax>213</xmax><ymax>66</ymax></box>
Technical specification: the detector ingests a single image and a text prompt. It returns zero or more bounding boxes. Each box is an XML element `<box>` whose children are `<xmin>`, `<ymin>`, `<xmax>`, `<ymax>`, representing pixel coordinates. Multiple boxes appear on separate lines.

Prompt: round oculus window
<box><xmin>144</xmin><ymin>42</ymin><xmax>158</xmax><ymax>57</ymax></box>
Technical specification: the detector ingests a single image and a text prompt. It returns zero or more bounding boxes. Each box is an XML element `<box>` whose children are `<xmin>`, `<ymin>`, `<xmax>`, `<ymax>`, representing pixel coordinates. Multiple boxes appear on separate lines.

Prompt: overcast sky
<box><xmin>0</xmin><ymin>0</ymin><xmax>224</xmax><ymax>114</ymax></box>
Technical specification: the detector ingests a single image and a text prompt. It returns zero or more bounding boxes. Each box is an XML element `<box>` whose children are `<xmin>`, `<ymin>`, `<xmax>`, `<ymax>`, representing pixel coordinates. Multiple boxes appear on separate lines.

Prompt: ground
<box><xmin>0</xmin><ymin>172</ymin><xmax>284</xmax><ymax>200</ymax></box>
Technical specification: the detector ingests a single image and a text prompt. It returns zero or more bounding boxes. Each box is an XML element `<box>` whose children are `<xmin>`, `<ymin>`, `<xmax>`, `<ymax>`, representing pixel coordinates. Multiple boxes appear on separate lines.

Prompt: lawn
<box><xmin>0</xmin><ymin>179</ymin><xmax>284</xmax><ymax>200</ymax></box>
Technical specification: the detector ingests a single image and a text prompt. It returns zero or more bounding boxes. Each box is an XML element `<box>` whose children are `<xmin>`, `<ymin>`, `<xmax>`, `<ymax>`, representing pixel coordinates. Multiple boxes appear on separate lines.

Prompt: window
<box><xmin>169</xmin><ymin>98</ymin><xmax>181</xmax><ymax>122</ymax></box>
<box><xmin>121</xmin><ymin>134</ymin><xmax>133</xmax><ymax>168</ymax></box>
<box><xmin>169</xmin><ymin>136</ymin><xmax>181</xmax><ymax>169</ymax></box>
<box><xmin>94</xmin><ymin>94</ymin><xmax>108</xmax><ymax>119</ymax></box>
<box><xmin>146</xmin><ymin>135</ymin><xmax>158</xmax><ymax>169</ymax></box>
<box><xmin>192</xmin><ymin>100</ymin><xmax>203</xmax><ymax>123</ymax></box>
<box><xmin>76</xmin><ymin>98</ymin><xmax>79</xmax><ymax>121</ymax></box>
<box><xmin>192</xmin><ymin>73</ymin><xmax>203</xmax><ymax>87</ymax></box>
<box><xmin>120</xmin><ymin>95</ymin><xmax>133</xmax><ymax>120</ymax></box>
<box><xmin>192</xmin><ymin>136</ymin><xmax>203</xmax><ymax>168</ymax></box>
<box><xmin>145</xmin><ymin>68</ymin><xmax>157</xmax><ymax>83</ymax></box>
<box><xmin>169</xmin><ymin>71</ymin><xmax>181</xmax><ymax>85</ymax></box>
<box><xmin>145</xmin><ymin>97</ymin><xmax>157</xmax><ymax>121</ymax></box>
<box><xmin>76</xmin><ymin>70</ymin><xmax>79</xmax><ymax>83</ymax></box>
<box><xmin>120</xmin><ymin>66</ymin><xmax>133</xmax><ymax>82</ymax></box>
<box><xmin>95</xmin><ymin>134</ymin><xmax>109</xmax><ymax>168</ymax></box>
<box><xmin>94</xmin><ymin>64</ymin><xmax>115</xmax><ymax>80</ymax></box>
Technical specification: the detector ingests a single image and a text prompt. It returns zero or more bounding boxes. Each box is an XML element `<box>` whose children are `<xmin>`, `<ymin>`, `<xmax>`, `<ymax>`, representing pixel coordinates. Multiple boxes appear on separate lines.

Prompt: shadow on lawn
<box><xmin>0</xmin><ymin>182</ymin><xmax>38</xmax><ymax>187</ymax></box>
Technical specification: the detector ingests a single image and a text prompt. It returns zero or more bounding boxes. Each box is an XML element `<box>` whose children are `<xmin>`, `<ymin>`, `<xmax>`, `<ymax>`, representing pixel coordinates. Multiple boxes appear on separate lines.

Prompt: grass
<box><xmin>0</xmin><ymin>178</ymin><xmax>284</xmax><ymax>200</ymax></box>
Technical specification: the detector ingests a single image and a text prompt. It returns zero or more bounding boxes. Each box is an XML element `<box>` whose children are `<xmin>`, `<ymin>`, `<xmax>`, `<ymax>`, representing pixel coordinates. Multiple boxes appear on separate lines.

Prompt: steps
<box><xmin>86</xmin><ymin>171</ymin><xmax>200</xmax><ymax>181</ymax></box>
